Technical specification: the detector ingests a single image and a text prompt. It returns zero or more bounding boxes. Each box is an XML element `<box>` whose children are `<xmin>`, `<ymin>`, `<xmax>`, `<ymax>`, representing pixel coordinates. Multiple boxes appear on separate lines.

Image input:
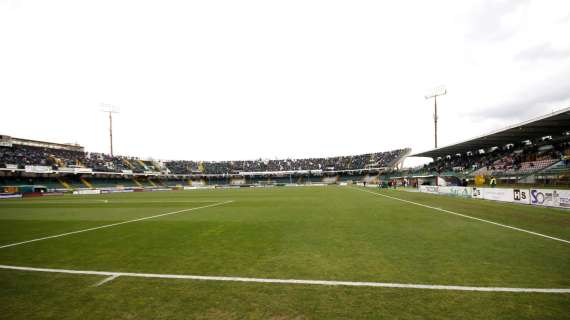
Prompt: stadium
<box><xmin>2</xmin><ymin>1</ymin><xmax>570</xmax><ymax>319</ymax></box>
<box><xmin>1</xmin><ymin>107</ymin><xmax>569</xmax><ymax>319</ymax></box>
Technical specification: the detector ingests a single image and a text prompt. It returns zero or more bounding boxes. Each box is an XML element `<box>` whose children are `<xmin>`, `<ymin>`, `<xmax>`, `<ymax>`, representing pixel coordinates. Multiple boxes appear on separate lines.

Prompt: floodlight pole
<box><xmin>425</xmin><ymin>87</ymin><xmax>447</xmax><ymax>149</ymax></box>
<box><xmin>101</xmin><ymin>104</ymin><xmax>119</xmax><ymax>157</ymax></box>
<box><xmin>108</xmin><ymin>111</ymin><xmax>114</xmax><ymax>156</ymax></box>
<box><xmin>434</xmin><ymin>95</ymin><xmax>438</xmax><ymax>148</ymax></box>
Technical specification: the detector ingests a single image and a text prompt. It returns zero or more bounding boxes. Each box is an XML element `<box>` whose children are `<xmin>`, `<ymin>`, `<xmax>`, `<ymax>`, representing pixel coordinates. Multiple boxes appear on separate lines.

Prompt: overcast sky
<box><xmin>1</xmin><ymin>0</ymin><xmax>569</xmax><ymax>165</ymax></box>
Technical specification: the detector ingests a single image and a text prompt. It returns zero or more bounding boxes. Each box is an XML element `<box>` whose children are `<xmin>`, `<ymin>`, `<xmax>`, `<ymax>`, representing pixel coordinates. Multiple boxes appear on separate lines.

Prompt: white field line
<box><xmin>351</xmin><ymin>187</ymin><xmax>570</xmax><ymax>244</ymax></box>
<box><xmin>0</xmin><ymin>200</ymin><xmax>233</xmax><ymax>249</ymax></box>
<box><xmin>93</xmin><ymin>274</ymin><xmax>120</xmax><ymax>287</ymax></box>
<box><xmin>0</xmin><ymin>264</ymin><xmax>568</xmax><ymax>293</ymax></box>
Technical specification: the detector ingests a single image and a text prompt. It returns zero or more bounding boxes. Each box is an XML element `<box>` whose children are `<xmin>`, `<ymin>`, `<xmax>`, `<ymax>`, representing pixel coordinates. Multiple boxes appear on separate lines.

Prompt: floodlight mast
<box><xmin>101</xmin><ymin>104</ymin><xmax>120</xmax><ymax>157</ymax></box>
<box><xmin>425</xmin><ymin>86</ymin><xmax>447</xmax><ymax>149</ymax></box>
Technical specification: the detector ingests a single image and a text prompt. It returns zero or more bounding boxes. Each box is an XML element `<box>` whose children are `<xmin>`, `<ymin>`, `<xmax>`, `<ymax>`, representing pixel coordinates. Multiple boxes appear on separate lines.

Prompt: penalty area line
<box><xmin>0</xmin><ymin>200</ymin><xmax>234</xmax><ymax>250</ymax></box>
<box><xmin>351</xmin><ymin>187</ymin><xmax>570</xmax><ymax>245</ymax></box>
<box><xmin>0</xmin><ymin>264</ymin><xmax>568</xmax><ymax>293</ymax></box>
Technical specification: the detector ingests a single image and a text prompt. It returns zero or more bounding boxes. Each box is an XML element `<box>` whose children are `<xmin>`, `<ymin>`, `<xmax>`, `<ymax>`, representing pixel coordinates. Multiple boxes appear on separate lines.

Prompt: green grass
<box><xmin>0</xmin><ymin>186</ymin><xmax>569</xmax><ymax>319</ymax></box>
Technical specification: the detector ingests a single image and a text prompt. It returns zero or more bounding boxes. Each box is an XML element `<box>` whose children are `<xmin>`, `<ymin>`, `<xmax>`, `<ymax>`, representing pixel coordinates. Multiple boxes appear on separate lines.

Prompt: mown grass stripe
<box><xmin>0</xmin><ymin>200</ymin><xmax>233</xmax><ymax>249</ymax></box>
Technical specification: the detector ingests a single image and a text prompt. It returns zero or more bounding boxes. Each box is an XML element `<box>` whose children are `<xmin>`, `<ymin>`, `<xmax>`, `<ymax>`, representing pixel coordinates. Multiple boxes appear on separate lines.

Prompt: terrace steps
<box><xmin>57</xmin><ymin>178</ymin><xmax>73</xmax><ymax>190</ymax></box>
<box><xmin>80</xmin><ymin>177</ymin><xmax>93</xmax><ymax>188</ymax></box>
<box><xmin>137</xmin><ymin>160</ymin><xmax>147</xmax><ymax>170</ymax></box>
<box><xmin>123</xmin><ymin>159</ymin><xmax>135</xmax><ymax>169</ymax></box>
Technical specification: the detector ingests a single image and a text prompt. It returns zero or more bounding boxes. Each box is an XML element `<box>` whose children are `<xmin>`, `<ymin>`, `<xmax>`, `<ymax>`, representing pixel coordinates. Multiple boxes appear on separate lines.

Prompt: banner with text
<box><xmin>530</xmin><ymin>189</ymin><xmax>570</xmax><ymax>208</ymax></box>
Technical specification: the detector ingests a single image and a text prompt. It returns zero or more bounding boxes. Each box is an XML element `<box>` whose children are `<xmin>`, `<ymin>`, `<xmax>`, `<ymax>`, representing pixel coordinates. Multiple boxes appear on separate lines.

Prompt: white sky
<box><xmin>1</xmin><ymin>0</ymin><xmax>569</xmax><ymax>166</ymax></box>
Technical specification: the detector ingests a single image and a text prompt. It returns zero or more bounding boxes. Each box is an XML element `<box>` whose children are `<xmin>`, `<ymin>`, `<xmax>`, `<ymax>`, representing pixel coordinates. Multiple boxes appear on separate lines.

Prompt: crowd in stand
<box><xmin>418</xmin><ymin>138</ymin><xmax>570</xmax><ymax>176</ymax></box>
<box><xmin>0</xmin><ymin>145</ymin><xmax>155</xmax><ymax>174</ymax></box>
<box><xmin>2</xmin><ymin>137</ymin><xmax>568</xmax><ymax>177</ymax></box>
<box><xmin>0</xmin><ymin>144</ymin><xmax>409</xmax><ymax>175</ymax></box>
<box><xmin>164</xmin><ymin>149</ymin><xmax>409</xmax><ymax>174</ymax></box>
<box><xmin>0</xmin><ymin>145</ymin><xmax>54</xmax><ymax>167</ymax></box>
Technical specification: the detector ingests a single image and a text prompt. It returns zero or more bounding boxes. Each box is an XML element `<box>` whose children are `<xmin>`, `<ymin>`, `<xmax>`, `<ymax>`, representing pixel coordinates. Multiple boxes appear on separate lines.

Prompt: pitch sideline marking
<box><xmin>0</xmin><ymin>264</ymin><xmax>568</xmax><ymax>293</ymax></box>
<box><xmin>351</xmin><ymin>187</ymin><xmax>570</xmax><ymax>244</ymax></box>
<box><xmin>0</xmin><ymin>200</ymin><xmax>234</xmax><ymax>249</ymax></box>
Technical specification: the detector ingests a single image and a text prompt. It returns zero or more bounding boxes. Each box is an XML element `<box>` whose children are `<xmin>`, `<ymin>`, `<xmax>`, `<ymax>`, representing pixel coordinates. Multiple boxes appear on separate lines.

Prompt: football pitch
<box><xmin>0</xmin><ymin>186</ymin><xmax>569</xmax><ymax>319</ymax></box>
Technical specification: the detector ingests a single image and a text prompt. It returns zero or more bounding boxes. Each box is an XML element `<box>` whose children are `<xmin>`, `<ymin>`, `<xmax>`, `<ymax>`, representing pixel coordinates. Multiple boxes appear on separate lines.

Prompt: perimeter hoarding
<box><xmin>530</xmin><ymin>189</ymin><xmax>570</xmax><ymax>208</ymax></box>
<box><xmin>480</xmin><ymin>188</ymin><xmax>515</xmax><ymax>202</ymax></box>
<box><xmin>421</xmin><ymin>185</ymin><xmax>570</xmax><ymax>208</ymax></box>
<box><xmin>471</xmin><ymin>187</ymin><xmax>530</xmax><ymax>204</ymax></box>
<box><xmin>419</xmin><ymin>185</ymin><xmax>439</xmax><ymax>194</ymax></box>
<box><xmin>438</xmin><ymin>186</ymin><xmax>472</xmax><ymax>198</ymax></box>
<box><xmin>419</xmin><ymin>186</ymin><xmax>472</xmax><ymax>198</ymax></box>
<box><xmin>423</xmin><ymin>186</ymin><xmax>534</xmax><ymax>205</ymax></box>
<box><xmin>512</xmin><ymin>189</ymin><xmax>531</xmax><ymax>204</ymax></box>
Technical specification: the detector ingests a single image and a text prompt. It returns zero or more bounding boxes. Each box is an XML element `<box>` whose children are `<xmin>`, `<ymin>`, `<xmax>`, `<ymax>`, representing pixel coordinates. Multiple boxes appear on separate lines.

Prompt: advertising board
<box><xmin>512</xmin><ymin>189</ymin><xmax>530</xmax><ymax>204</ymax></box>
<box><xmin>24</xmin><ymin>165</ymin><xmax>53</xmax><ymax>174</ymax></box>
<box><xmin>73</xmin><ymin>189</ymin><xmax>101</xmax><ymax>195</ymax></box>
<box><xmin>101</xmin><ymin>189</ymin><xmax>134</xmax><ymax>194</ymax></box>
<box><xmin>420</xmin><ymin>186</ymin><xmax>568</xmax><ymax>209</ymax></box>
<box><xmin>0</xmin><ymin>193</ymin><xmax>22</xmax><ymax>199</ymax></box>
<box><xmin>530</xmin><ymin>189</ymin><xmax>570</xmax><ymax>208</ymax></box>
<box><xmin>472</xmin><ymin>187</ymin><xmax>483</xmax><ymax>199</ymax></box>
<box><xmin>482</xmin><ymin>188</ymin><xmax>513</xmax><ymax>202</ymax></box>
<box><xmin>419</xmin><ymin>185</ymin><xmax>439</xmax><ymax>194</ymax></box>
<box><xmin>437</xmin><ymin>186</ymin><xmax>472</xmax><ymax>198</ymax></box>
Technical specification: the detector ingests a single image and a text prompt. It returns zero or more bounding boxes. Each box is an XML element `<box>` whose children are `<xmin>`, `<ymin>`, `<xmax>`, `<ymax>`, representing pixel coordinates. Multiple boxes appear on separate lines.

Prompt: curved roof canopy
<box><xmin>412</xmin><ymin>107</ymin><xmax>570</xmax><ymax>159</ymax></box>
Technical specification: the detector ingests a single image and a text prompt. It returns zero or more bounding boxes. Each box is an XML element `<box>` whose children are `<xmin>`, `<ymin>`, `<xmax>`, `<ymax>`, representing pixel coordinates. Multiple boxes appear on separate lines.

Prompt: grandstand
<box><xmin>1</xmin><ymin>108</ymin><xmax>570</xmax><ymax>190</ymax></box>
<box><xmin>396</xmin><ymin>107</ymin><xmax>570</xmax><ymax>186</ymax></box>
<box><xmin>0</xmin><ymin>135</ymin><xmax>410</xmax><ymax>190</ymax></box>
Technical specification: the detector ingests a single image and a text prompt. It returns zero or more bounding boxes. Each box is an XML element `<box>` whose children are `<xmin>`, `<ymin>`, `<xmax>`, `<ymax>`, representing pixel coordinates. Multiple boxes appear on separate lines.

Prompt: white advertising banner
<box><xmin>559</xmin><ymin>190</ymin><xmax>570</xmax><ymax>209</ymax></box>
<box><xmin>482</xmin><ymin>188</ymin><xmax>514</xmax><ymax>202</ymax></box>
<box><xmin>472</xmin><ymin>187</ymin><xmax>529</xmax><ymax>204</ymax></box>
<box><xmin>59</xmin><ymin>167</ymin><xmax>93</xmax><ymax>174</ymax></box>
<box><xmin>419</xmin><ymin>186</ymin><xmax>471</xmax><ymax>198</ymax></box>
<box><xmin>438</xmin><ymin>186</ymin><xmax>472</xmax><ymax>198</ymax></box>
<box><xmin>530</xmin><ymin>189</ymin><xmax>570</xmax><ymax>208</ymax></box>
<box><xmin>0</xmin><ymin>193</ymin><xmax>22</xmax><ymax>199</ymax></box>
<box><xmin>24</xmin><ymin>165</ymin><xmax>53</xmax><ymax>174</ymax></box>
<box><xmin>512</xmin><ymin>189</ymin><xmax>531</xmax><ymax>204</ymax></box>
<box><xmin>183</xmin><ymin>186</ymin><xmax>215</xmax><ymax>190</ymax></box>
<box><xmin>472</xmin><ymin>187</ymin><xmax>483</xmax><ymax>199</ymax></box>
<box><xmin>72</xmin><ymin>189</ymin><xmax>101</xmax><ymax>195</ymax></box>
<box><xmin>422</xmin><ymin>186</ymin><xmax>567</xmax><ymax>208</ymax></box>
<box><xmin>419</xmin><ymin>185</ymin><xmax>439</xmax><ymax>194</ymax></box>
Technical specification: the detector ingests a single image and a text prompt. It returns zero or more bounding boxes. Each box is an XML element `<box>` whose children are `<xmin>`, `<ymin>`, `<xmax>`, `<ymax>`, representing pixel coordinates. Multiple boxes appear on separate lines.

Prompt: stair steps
<box><xmin>57</xmin><ymin>178</ymin><xmax>73</xmax><ymax>190</ymax></box>
<box><xmin>80</xmin><ymin>177</ymin><xmax>93</xmax><ymax>188</ymax></box>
